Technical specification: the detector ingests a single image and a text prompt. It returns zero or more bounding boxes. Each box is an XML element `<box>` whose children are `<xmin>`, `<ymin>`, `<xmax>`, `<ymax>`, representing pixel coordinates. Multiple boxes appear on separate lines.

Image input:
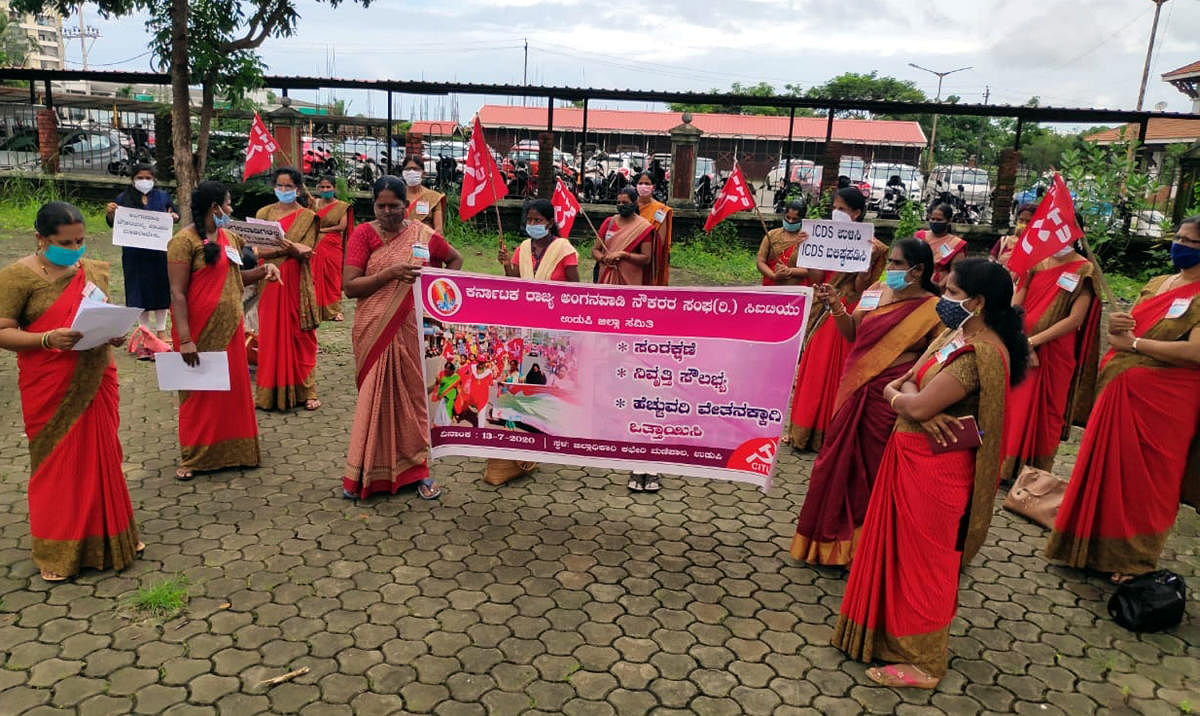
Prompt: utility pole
<box><xmin>909</xmin><ymin>63</ymin><xmax>971</xmax><ymax>173</ymax></box>
<box><xmin>1135</xmin><ymin>0</ymin><xmax>1169</xmax><ymax>111</ymax></box>
<box><xmin>983</xmin><ymin>86</ymin><xmax>990</xmax><ymax>105</ymax></box>
<box><xmin>63</xmin><ymin>7</ymin><xmax>101</xmax><ymax>72</ymax></box>
<box><xmin>522</xmin><ymin>38</ymin><xmax>529</xmax><ymax>106</ymax></box>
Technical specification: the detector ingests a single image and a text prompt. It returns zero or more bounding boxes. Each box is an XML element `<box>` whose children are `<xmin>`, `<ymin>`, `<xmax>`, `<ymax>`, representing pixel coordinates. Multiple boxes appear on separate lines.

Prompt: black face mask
<box><xmin>617</xmin><ymin>203</ymin><xmax>636</xmax><ymax>217</ymax></box>
<box><xmin>930</xmin><ymin>221</ymin><xmax>950</xmax><ymax>235</ymax></box>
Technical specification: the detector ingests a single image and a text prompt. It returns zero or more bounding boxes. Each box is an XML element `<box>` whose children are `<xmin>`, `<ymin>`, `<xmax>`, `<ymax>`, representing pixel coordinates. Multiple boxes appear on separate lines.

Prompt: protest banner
<box><xmin>111</xmin><ymin>206</ymin><xmax>174</xmax><ymax>251</ymax></box>
<box><xmin>227</xmin><ymin>219</ymin><xmax>285</xmax><ymax>247</ymax></box>
<box><xmin>417</xmin><ymin>269</ymin><xmax>811</xmax><ymax>490</ymax></box>
<box><xmin>796</xmin><ymin>219</ymin><xmax>875</xmax><ymax>273</ymax></box>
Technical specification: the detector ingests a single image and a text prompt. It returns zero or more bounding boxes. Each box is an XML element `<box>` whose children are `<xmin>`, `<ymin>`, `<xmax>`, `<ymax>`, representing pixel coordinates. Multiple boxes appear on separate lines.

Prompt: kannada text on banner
<box><xmin>416</xmin><ymin>270</ymin><xmax>812</xmax><ymax>490</ymax></box>
<box><xmin>797</xmin><ymin>219</ymin><xmax>875</xmax><ymax>273</ymax></box>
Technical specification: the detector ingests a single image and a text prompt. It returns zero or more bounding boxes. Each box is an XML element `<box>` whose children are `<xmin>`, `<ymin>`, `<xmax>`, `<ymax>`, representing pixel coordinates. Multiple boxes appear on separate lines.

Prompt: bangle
<box><xmin>179</xmin><ymin>337</ymin><xmax>192</xmax><ymax>345</ymax></box>
<box><xmin>40</xmin><ymin>331</ymin><xmax>51</xmax><ymax>349</ymax></box>
<box><xmin>889</xmin><ymin>393</ymin><xmax>901</xmax><ymax>410</ymax></box>
<box><xmin>830</xmin><ymin>302</ymin><xmax>847</xmax><ymax>317</ymax></box>
<box><xmin>1132</xmin><ymin>337</ymin><xmax>1141</xmax><ymax>353</ymax></box>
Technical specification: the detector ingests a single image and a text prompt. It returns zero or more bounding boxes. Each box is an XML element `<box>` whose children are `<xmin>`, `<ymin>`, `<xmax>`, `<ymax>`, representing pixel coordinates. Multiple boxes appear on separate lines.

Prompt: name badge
<box><xmin>82</xmin><ymin>281</ymin><xmax>107</xmax><ymax>303</ymax></box>
<box><xmin>605</xmin><ymin>229</ymin><xmax>616</xmax><ymax>241</ymax></box>
<box><xmin>1166</xmin><ymin>297</ymin><xmax>1191</xmax><ymax>320</ymax></box>
<box><xmin>416</xmin><ymin>201</ymin><xmax>430</xmax><ymax>216</ymax></box>
<box><xmin>857</xmin><ymin>290</ymin><xmax>882</xmax><ymax>311</ymax></box>
<box><xmin>653</xmin><ymin>209</ymin><xmax>667</xmax><ymax>223</ymax></box>
<box><xmin>935</xmin><ymin>338</ymin><xmax>963</xmax><ymax>364</ymax></box>
<box><xmin>412</xmin><ymin>243</ymin><xmax>431</xmax><ymax>262</ymax></box>
<box><xmin>1056</xmin><ymin>272</ymin><xmax>1080</xmax><ymax>293</ymax></box>
<box><xmin>225</xmin><ymin>245</ymin><xmax>243</xmax><ymax>266</ymax></box>
<box><xmin>939</xmin><ymin>243</ymin><xmax>952</xmax><ymax>258</ymax></box>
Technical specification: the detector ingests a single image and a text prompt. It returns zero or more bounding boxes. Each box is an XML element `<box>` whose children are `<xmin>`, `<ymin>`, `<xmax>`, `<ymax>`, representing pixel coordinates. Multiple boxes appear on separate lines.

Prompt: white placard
<box><xmin>227</xmin><ymin>219</ymin><xmax>285</xmax><ymax>247</ymax></box>
<box><xmin>155</xmin><ymin>352</ymin><xmax>231</xmax><ymax>391</ymax></box>
<box><xmin>797</xmin><ymin>219</ymin><xmax>875</xmax><ymax>273</ymax></box>
<box><xmin>112</xmin><ymin>206</ymin><xmax>174</xmax><ymax>251</ymax></box>
<box><xmin>69</xmin><ymin>299</ymin><xmax>142</xmax><ymax>350</ymax></box>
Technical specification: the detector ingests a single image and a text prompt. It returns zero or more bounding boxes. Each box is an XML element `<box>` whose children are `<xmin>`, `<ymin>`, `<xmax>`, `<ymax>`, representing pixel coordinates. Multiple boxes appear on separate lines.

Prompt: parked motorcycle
<box><xmin>927</xmin><ymin>183</ymin><xmax>980</xmax><ymax>225</ymax></box>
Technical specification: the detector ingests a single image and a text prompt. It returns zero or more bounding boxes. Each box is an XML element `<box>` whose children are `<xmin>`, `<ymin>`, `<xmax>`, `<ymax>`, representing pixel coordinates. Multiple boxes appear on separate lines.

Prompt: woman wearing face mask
<box><xmin>999</xmin><ymin>239</ymin><xmax>1100</xmax><ymax>482</ymax></box>
<box><xmin>594</xmin><ymin>186</ymin><xmax>654</xmax><ymax>286</ymax></box>
<box><xmin>342</xmin><ymin>176</ymin><xmax>462</xmax><ymax>502</ymax></box>
<box><xmin>105</xmin><ymin>164</ymin><xmax>179</xmax><ymax>344</ymax></box>
<box><xmin>757</xmin><ymin>201</ymin><xmax>810</xmax><ymax>287</ymax></box>
<box><xmin>788</xmin><ymin>187</ymin><xmax>889</xmax><ymax>451</ymax></box>
<box><xmin>486</xmin><ymin>199</ymin><xmax>580</xmax><ymax>487</ymax></box>
<box><xmin>254</xmin><ymin>167</ymin><xmax>321</xmax><ymax>411</ymax></box>
<box><xmin>167</xmin><ymin>181</ymin><xmax>281</xmax><ymax>482</ymax></box>
<box><xmin>916</xmin><ymin>203</ymin><xmax>966</xmax><ymax>287</ymax></box>
<box><xmin>634</xmin><ymin>172</ymin><xmax>673</xmax><ymax>285</ymax></box>
<box><xmin>1046</xmin><ymin>217</ymin><xmax>1200</xmax><ymax>582</ymax></box>
<box><xmin>834</xmin><ymin>259</ymin><xmax>1028</xmax><ymax>689</ymax></box>
<box><xmin>791</xmin><ymin>239</ymin><xmax>942</xmax><ymax>566</ymax></box>
<box><xmin>0</xmin><ymin>202</ymin><xmax>143</xmax><ymax>581</ymax></box>
<box><xmin>401</xmin><ymin>156</ymin><xmax>445</xmax><ymax>234</ymax></box>
<box><xmin>991</xmin><ymin>203</ymin><xmax>1036</xmax><ymax>268</ymax></box>
<box><xmin>311</xmin><ymin>175</ymin><xmax>353</xmax><ymax>322</ymax></box>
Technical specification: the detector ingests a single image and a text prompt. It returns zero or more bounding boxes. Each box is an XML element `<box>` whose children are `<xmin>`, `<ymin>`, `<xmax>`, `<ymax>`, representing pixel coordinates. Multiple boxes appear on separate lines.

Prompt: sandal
<box><xmin>865</xmin><ymin>664</ymin><xmax>939</xmax><ymax>690</ymax></box>
<box><xmin>417</xmin><ymin>478</ymin><xmax>441</xmax><ymax>500</ymax></box>
<box><xmin>175</xmin><ymin>468</ymin><xmax>193</xmax><ymax>481</ymax></box>
<box><xmin>628</xmin><ymin>474</ymin><xmax>644</xmax><ymax>492</ymax></box>
<box><xmin>643</xmin><ymin>474</ymin><xmax>661</xmax><ymax>492</ymax></box>
<box><xmin>40</xmin><ymin>570</ymin><xmax>68</xmax><ymax>582</ymax></box>
<box><xmin>333</xmin><ymin>313</ymin><xmax>345</xmax><ymax>322</ymax></box>
<box><xmin>136</xmin><ymin>542</ymin><xmax>146</xmax><ymax>556</ymax></box>
<box><xmin>1110</xmin><ymin>573</ymin><xmax>1134</xmax><ymax>584</ymax></box>
<box><xmin>342</xmin><ymin>489</ymin><xmax>358</xmax><ymax>500</ymax></box>
<box><xmin>305</xmin><ymin>399</ymin><xmax>322</xmax><ymax>411</ymax></box>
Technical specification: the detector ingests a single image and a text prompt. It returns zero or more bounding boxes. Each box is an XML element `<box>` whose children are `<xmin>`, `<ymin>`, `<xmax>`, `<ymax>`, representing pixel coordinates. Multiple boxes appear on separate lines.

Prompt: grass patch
<box><xmin>126</xmin><ymin>575</ymin><xmax>190</xmax><ymax>618</ymax></box>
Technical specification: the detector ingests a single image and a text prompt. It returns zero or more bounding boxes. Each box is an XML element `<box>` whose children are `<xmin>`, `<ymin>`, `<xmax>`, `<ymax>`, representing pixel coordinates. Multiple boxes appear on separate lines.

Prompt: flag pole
<box><xmin>752</xmin><ymin>203</ymin><xmax>772</xmax><ymax>238</ymax></box>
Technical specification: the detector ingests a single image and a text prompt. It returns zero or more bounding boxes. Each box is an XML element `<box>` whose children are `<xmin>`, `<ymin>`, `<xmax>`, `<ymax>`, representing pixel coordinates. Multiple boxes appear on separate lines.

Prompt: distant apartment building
<box><xmin>0</xmin><ymin>1</ymin><xmax>65</xmax><ymax>70</ymax></box>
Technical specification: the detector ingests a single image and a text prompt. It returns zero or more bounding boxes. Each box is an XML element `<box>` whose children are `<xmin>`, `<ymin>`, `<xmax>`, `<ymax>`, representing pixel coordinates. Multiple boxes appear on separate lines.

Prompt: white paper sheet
<box><xmin>154</xmin><ymin>352</ymin><xmax>231</xmax><ymax>391</ymax></box>
<box><xmin>111</xmin><ymin>206</ymin><xmax>175</xmax><ymax>251</ymax></box>
<box><xmin>228</xmin><ymin>219</ymin><xmax>286</xmax><ymax>246</ymax></box>
<box><xmin>69</xmin><ymin>300</ymin><xmax>142</xmax><ymax>350</ymax></box>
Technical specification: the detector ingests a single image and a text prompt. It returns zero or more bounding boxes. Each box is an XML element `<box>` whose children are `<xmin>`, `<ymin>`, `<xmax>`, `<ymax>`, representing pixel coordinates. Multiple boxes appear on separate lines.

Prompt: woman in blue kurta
<box><xmin>105</xmin><ymin>164</ymin><xmax>179</xmax><ymax>340</ymax></box>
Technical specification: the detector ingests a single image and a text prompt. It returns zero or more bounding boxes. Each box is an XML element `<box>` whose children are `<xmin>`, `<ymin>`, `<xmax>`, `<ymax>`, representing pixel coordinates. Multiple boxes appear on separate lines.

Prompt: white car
<box><xmin>864</xmin><ymin>163</ymin><xmax>922</xmax><ymax>204</ymax></box>
<box><xmin>0</xmin><ymin>127</ymin><xmax>125</xmax><ymax>174</ymax></box>
<box><xmin>928</xmin><ymin>165</ymin><xmax>991</xmax><ymax>206</ymax></box>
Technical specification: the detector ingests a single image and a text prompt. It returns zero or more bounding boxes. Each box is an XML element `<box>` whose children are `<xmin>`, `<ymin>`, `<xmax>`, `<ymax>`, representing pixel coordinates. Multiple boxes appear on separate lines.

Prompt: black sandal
<box><xmin>643</xmin><ymin>475</ymin><xmax>661</xmax><ymax>492</ymax></box>
<box><xmin>627</xmin><ymin>474</ymin><xmax>644</xmax><ymax>492</ymax></box>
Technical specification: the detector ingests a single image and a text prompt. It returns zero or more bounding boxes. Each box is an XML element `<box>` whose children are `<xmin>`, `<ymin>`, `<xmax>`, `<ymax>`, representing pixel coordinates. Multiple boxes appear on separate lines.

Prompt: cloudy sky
<box><xmin>70</xmin><ymin>0</ymin><xmax>1200</xmax><ymax>125</ymax></box>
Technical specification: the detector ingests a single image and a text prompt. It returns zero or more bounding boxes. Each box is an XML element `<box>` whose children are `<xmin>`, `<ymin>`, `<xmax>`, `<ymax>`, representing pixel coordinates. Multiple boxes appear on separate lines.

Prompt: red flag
<box><xmin>1006</xmin><ymin>173</ymin><xmax>1085</xmax><ymax>278</ymax></box>
<box><xmin>704</xmin><ymin>165</ymin><xmax>755</xmax><ymax>232</ymax></box>
<box><xmin>460</xmin><ymin>117</ymin><xmax>508</xmax><ymax>221</ymax></box>
<box><xmin>506</xmin><ymin>337</ymin><xmax>525</xmax><ymax>360</ymax></box>
<box><xmin>243</xmin><ymin>113</ymin><xmax>278</xmax><ymax>181</ymax></box>
<box><xmin>552</xmin><ymin>178</ymin><xmax>581</xmax><ymax>237</ymax></box>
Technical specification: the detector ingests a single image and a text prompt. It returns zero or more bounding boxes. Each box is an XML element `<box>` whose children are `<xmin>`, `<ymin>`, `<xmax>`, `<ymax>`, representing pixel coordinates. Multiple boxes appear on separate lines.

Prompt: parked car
<box><xmin>507</xmin><ymin>140</ymin><xmax>575</xmax><ymax>180</ymax></box>
<box><xmin>0</xmin><ymin>127</ymin><xmax>125</xmax><ymax>174</ymax></box>
<box><xmin>864</xmin><ymin>162</ymin><xmax>922</xmax><ymax>205</ymax></box>
<box><xmin>928</xmin><ymin>165</ymin><xmax>991</xmax><ymax>206</ymax></box>
<box><xmin>766</xmin><ymin>159</ymin><xmax>821</xmax><ymax>194</ymax></box>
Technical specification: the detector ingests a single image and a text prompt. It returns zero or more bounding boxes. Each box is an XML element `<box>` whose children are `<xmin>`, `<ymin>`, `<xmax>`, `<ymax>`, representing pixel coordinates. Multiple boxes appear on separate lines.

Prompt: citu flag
<box><xmin>1006</xmin><ymin>173</ymin><xmax>1085</xmax><ymax>278</ymax></box>
<box><xmin>551</xmin><ymin>178</ymin><xmax>581</xmax><ymax>237</ymax></box>
<box><xmin>460</xmin><ymin>117</ymin><xmax>508</xmax><ymax>221</ymax></box>
<box><xmin>704</xmin><ymin>164</ymin><xmax>755</xmax><ymax>232</ymax></box>
<box><xmin>243</xmin><ymin>113</ymin><xmax>279</xmax><ymax>181</ymax></box>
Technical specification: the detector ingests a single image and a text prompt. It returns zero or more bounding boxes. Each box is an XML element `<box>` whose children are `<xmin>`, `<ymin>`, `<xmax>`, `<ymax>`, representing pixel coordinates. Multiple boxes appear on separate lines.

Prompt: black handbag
<box><xmin>1108</xmin><ymin>570</ymin><xmax>1187</xmax><ymax>632</ymax></box>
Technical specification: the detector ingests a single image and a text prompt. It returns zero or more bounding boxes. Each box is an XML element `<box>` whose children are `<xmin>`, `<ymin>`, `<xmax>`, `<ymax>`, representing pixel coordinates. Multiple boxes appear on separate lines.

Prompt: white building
<box><xmin>0</xmin><ymin>1</ymin><xmax>65</xmax><ymax>70</ymax></box>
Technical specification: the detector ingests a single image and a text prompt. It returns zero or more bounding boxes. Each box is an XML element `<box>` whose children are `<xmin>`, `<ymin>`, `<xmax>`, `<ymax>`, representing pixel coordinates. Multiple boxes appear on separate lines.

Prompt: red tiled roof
<box><xmin>409</xmin><ymin>120</ymin><xmax>460</xmax><ymax>136</ymax></box>
<box><xmin>475</xmin><ymin>105</ymin><xmax>926</xmax><ymax>146</ymax></box>
<box><xmin>1086</xmin><ymin>118</ymin><xmax>1200</xmax><ymax>144</ymax></box>
<box><xmin>1163</xmin><ymin>60</ymin><xmax>1200</xmax><ymax>80</ymax></box>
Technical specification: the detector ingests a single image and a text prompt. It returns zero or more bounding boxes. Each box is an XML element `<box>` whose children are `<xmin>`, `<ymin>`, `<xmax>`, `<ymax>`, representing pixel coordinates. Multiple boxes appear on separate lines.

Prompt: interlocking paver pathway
<box><xmin>1</xmin><ymin>310</ymin><xmax>1197</xmax><ymax>715</ymax></box>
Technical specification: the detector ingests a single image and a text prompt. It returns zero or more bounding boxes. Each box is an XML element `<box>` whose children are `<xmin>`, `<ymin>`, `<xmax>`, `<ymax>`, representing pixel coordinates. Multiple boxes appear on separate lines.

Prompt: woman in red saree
<box><xmin>999</xmin><ymin>243</ymin><xmax>1100</xmax><ymax>481</ymax></box>
<box><xmin>990</xmin><ymin>203</ymin><xmax>1036</xmax><ymax>269</ymax></box>
<box><xmin>342</xmin><ymin>176</ymin><xmax>463</xmax><ymax>501</ymax></box>
<box><xmin>635</xmin><ymin>172</ymin><xmax>673</xmax><ymax>286</ymax></box>
<box><xmin>756</xmin><ymin>201</ymin><xmax>811</xmax><ymax>287</ymax></box>
<box><xmin>789</xmin><ymin>187</ymin><xmax>889</xmax><ymax>451</ymax></box>
<box><xmin>167</xmin><ymin>182</ymin><xmax>279</xmax><ymax>481</ymax></box>
<box><xmin>312</xmin><ymin>175</ymin><xmax>353</xmax><ymax>322</ymax></box>
<box><xmin>594</xmin><ymin>186</ymin><xmax>654</xmax><ymax>286</ymax></box>
<box><xmin>255</xmin><ymin>167</ymin><xmax>322</xmax><ymax>411</ymax></box>
<box><xmin>1046</xmin><ymin>217</ymin><xmax>1200</xmax><ymax>580</ymax></box>
<box><xmin>485</xmin><ymin>199</ymin><xmax>580</xmax><ymax>487</ymax></box>
<box><xmin>916</xmin><ymin>203</ymin><xmax>967</xmax><ymax>288</ymax></box>
<box><xmin>0</xmin><ymin>202</ymin><xmax>142</xmax><ymax>581</ymax></box>
<box><xmin>401</xmin><ymin>156</ymin><xmax>446</xmax><ymax>234</ymax></box>
<box><xmin>834</xmin><ymin>259</ymin><xmax>1027</xmax><ymax>688</ymax></box>
<box><xmin>792</xmin><ymin>239</ymin><xmax>942</xmax><ymax>566</ymax></box>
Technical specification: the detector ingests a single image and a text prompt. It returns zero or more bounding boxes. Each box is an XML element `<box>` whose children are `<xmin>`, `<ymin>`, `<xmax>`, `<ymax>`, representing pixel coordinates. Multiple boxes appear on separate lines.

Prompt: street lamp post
<box><xmin>908</xmin><ymin>63</ymin><xmax>971</xmax><ymax>174</ymax></box>
<box><xmin>1135</xmin><ymin>0</ymin><xmax>1169</xmax><ymax>111</ymax></box>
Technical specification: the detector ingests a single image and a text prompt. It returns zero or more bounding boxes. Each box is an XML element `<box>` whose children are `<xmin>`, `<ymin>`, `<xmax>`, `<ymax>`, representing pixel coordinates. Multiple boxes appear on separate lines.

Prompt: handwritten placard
<box><xmin>227</xmin><ymin>219</ymin><xmax>285</xmax><ymax>247</ymax></box>
<box><xmin>797</xmin><ymin>219</ymin><xmax>875</xmax><ymax>273</ymax></box>
<box><xmin>112</xmin><ymin>206</ymin><xmax>174</xmax><ymax>251</ymax></box>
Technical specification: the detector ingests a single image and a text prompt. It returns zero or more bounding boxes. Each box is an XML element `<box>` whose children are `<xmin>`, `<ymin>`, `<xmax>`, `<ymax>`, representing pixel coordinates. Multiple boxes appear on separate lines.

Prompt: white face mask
<box><xmin>1053</xmin><ymin>245</ymin><xmax>1074</xmax><ymax>258</ymax></box>
<box><xmin>133</xmin><ymin>178</ymin><xmax>154</xmax><ymax>194</ymax></box>
<box><xmin>402</xmin><ymin>170</ymin><xmax>422</xmax><ymax>186</ymax></box>
<box><xmin>832</xmin><ymin>209</ymin><xmax>853</xmax><ymax>223</ymax></box>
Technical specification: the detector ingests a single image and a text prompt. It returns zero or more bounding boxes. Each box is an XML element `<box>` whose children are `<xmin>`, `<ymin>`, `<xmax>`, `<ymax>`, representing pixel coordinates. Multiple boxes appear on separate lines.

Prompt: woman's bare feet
<box><xmin>865</xmin><ymin>664</ymin><xmax>939</xmax><ymax>689</ymax></box>
<box><xmin>40</xmin><ymin>570</ymin><xmax>67</xmax><ymax>582</ymax></box>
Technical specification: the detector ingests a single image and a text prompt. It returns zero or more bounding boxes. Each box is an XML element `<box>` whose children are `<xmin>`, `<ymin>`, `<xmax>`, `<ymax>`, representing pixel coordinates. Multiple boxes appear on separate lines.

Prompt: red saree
<box><xmin>917</xmin><ymin>230</ymin><xmax>967</xmax><ymax>286</ymax></box>
<box><xmin>1046</xmin><ymin>275</ymin><xmax>1200</xmax><ymax>574</ymax></box>
<box><xmin>788</xmin><ymin>240</ymin><xmax>889</xmax><ymax>451</ymax></box>
<box><xmin>833</xmin><ymin>337</ymin><xmax>1009</xmax><ymax>678</ymax></box>
<box><xmin>597</xmin><ymin>215</ymin><xmax>655</xmax><ymax>285</ymax></box>
<box><xmin>1001</xmin><ymin>259</ymin><xmax>1100</xmax><ymax>480</ymax></box>
<box><xmin>254</xmin><ymin>206</ymin><xmax>320</xmax><ymax>410</ymax></box>
<box><xmin>791</xmin><ymin>296</ymin><xmax>940</xmax><ymax>565</ymax></box>
<box><xmin>168</xmin><ymin>228</ymin><xmax>260</xmax><ymax>472</ymax></box>
<box><xmin>314</xmin><ymin>200</ymin><xmax>352</xmax><ymax>321</ymax></box>
<box><xmin>343</xmin><ymin>222</ymin><xmax>432</xmax><ymax>498</ymax></box>
<box><xmin>14</xmin><ymin>263</ymin><xmax>139</xmax><ymax>577</ymax></box>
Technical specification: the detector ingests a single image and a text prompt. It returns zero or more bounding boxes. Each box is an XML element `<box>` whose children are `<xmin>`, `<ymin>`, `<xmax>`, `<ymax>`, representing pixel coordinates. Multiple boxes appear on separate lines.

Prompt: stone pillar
<box><xmin>266</xmin><ymin>99</ymin><xmax>304</xmax><ymax>170</ymax></box>
<box><xmin>36</xmin><ymin>109</ymin><xmax>58</xmax><ymax>174</ymax></box>
<box><xmin>154</xmin><ymin>109</ymin><xmax>173</xmax><ymax>180</ymax></box>
<box><xmin>992</xmin><ymin>149</ymin><xmax>1020</xmax><ymax>229</ymax></box>
<box><xmin>406</xmin><ymin>131</ymin><xmax>424</xmax><ymax>166</ymax></box>
<box><xmin>818</xmin><ymin>140</ymin><xmax>844</xmax><ymax>195</ymax></box>
<box><xmin>537</xmin><ymin>131</ymin><xmax>555</xmax><ymax>199</ymax></box>
<box><xmin>667</xmin><ymin>113</ymin><xmax>702</xmax><ymax>208</ymax></box>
